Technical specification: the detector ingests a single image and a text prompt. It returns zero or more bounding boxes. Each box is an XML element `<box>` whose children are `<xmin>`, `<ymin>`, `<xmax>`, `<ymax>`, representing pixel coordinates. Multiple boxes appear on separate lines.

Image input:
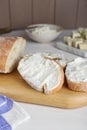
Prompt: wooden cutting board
<box><xmin>0</xmin><ymin>69</ymin><xmax>87</xmax><ymax>109</ymax></box>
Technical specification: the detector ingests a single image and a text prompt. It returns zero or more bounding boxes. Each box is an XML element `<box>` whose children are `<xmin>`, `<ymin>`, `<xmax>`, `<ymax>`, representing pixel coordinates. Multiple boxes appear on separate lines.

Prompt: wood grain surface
<box><xmin>0</xmin><ymin>69</ymin><xmax>87</xmax><ymax>109</ymax></box>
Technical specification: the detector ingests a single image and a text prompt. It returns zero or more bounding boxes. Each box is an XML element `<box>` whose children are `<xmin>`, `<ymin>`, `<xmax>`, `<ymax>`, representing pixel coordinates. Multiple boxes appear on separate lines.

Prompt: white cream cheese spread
<box><xmin>18</xmin><ymin>53</ymin><xmax>62</xmax><ymax>94</ymax></box>
<box><xmin>31</xmin><ymin>26</ymin><xmax>57</xmax><ymax>35</ymax></box>
<box><xmin>65</xmin><ymin>57</ymin><xmax>87</xmax><ymax>82</ymax></box>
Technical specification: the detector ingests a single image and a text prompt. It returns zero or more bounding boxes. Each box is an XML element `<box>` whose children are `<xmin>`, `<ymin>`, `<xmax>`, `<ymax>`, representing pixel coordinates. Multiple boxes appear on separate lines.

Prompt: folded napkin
<box><xmin>0</xmin><ymin>94</ymin><xmax>30</xmax><ymax>130</ymax></box>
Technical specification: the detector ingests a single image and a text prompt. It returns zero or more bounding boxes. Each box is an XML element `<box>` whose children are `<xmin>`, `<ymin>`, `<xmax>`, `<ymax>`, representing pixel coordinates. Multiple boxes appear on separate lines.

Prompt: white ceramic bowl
<box><xmin>25</xmin><ymin>24</ymin><xmax>63</xmax><ymax>43</ymax></box>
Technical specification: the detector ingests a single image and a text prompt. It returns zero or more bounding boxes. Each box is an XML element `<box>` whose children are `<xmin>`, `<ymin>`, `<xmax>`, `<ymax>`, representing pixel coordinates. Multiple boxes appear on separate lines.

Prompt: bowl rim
<box><xmin>26</xmin><ymin>23</ymin><xmax>63</xmax><ymax>30</ymax></box>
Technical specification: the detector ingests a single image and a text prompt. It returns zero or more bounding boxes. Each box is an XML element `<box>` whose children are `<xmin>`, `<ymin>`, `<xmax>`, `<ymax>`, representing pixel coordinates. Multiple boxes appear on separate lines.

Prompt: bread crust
<box><xmin>44</xmin><ymin>65</ymin><xmax>64</xmax><ymax>94</ymax></box>
<box><xmin>0</xmin><ymin>37</ymin><xmax>16</xmax><ymax>72</ymax></box>
<box><xmin>0</xmin><ymin>37</ymin><xmax>26</xmax><ymax>73</ymax></box>
<box><xmin>66</xmin><ymin>75</ymin><xmax>87</xmax><ymax>92</ymax></box>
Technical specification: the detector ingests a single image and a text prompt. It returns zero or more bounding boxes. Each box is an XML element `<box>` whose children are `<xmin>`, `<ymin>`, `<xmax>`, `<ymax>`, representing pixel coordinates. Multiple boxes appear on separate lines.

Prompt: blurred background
<box><xmin>0</xmin><ymin>0</ymin><xmax>87</xmax><ymax>31</ymax></box>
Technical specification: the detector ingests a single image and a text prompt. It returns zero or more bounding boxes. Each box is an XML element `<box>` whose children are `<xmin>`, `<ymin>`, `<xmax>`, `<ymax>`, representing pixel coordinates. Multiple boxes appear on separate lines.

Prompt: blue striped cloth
<box><xmin>0</xmin><ymin>94</ymin><xmax>30</xmax><ymax>130</ymax></box>
<box><xmin>0</xmin><ymin>116</ymin><xmax>12</xmax><ymax>130</ymax></box>
<box><xmin>0</xmin><ymin>95</ymin><xmax>13</xmax><ymax>115</ymax></box>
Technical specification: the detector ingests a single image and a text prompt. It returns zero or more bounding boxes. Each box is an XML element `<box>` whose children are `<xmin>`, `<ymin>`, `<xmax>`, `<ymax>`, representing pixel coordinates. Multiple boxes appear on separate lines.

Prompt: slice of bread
<box><xmin>17</xmin><ymin>53</ymin><xmax>64</xmax><ymax>94</ymax></box>
<box><xmin>65</xmin><ymin>57</ymin><xmax>87</xmax><ymax>92</ymax></box>
<box><xmin>28</xmin><ymin>52</ymin><xmax>68</xmax><ymax>69</ymax></box>
<box><xmin>0</xmin><ymin>37</ymin><xmax>26</xmax><ymax>73</ymax></box>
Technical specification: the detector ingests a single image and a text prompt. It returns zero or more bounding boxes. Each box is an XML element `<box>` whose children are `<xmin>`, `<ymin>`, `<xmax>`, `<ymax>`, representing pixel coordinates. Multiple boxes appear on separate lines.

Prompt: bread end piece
<box><xmin>0</xmin><ymin>37</ymin><xmax>26</xmax><ymax>73</ymax></box>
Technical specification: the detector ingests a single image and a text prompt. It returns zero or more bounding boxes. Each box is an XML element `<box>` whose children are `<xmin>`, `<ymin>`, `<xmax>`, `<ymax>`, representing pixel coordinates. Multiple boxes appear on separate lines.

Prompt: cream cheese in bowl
<box><xmin>31</xmin><ymin>26</ymin><xmax>57</xmax><ymax>35</ymax></box>
<box><xmin>25</xmin><ymin>24</ymin><xmax>63</xmax><ymax>43</ymax></box>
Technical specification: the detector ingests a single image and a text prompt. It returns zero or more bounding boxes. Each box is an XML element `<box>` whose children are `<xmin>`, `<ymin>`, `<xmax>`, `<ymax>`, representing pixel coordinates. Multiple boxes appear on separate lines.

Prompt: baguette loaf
<box><xmin>17</xmin><ymin>53</ymin><xmax>64</xmax><ymax>94</ymax></box>
<box><xmin>0</xmin><ymin>37</ymin><xmax>26</xmax><ymax>73</ymax></box>
<box><xmin>65</xmin><ymin>57</ymin><xmax>87</xmax><ymax>92</ymax></box>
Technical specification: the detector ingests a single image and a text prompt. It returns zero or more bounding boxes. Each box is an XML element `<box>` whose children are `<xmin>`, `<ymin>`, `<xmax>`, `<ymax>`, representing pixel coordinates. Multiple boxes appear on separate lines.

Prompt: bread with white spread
<box><xmin>0</xmin><ymin>37</ymin><xmax>26</xmax><ymax>73</ymax></box>
<box><xmin>17</xmin><ymin>53</ymin><xmax>64</xmax><ymax>94</ymax></box>
<box><xmin>65</xmin><ymin>57</ymin><xmax>87</xmax><ymax>92</ymax></box>
<box><xmin>28</xmin><ymin>52</ymin><xmax>68</xmax><ymax>69</ymax></box>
